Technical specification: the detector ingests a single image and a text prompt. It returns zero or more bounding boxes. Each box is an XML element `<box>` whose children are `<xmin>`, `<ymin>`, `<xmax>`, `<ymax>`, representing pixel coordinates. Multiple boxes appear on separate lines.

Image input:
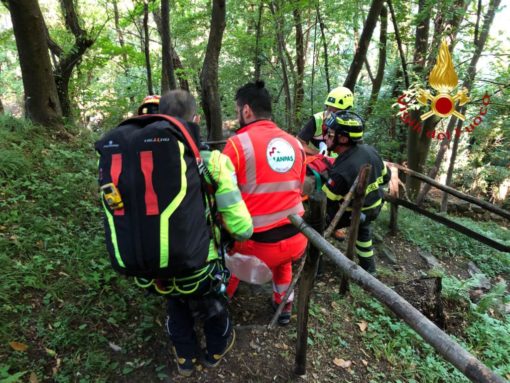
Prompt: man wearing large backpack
<box><xmin>96</xmin><ymin>90</ymin><xmax>252</xmax><ymax>377</ymax></box>
<box><xmin>159</xmin><ymin>90</ymin><xmax>252</xmax><ymax>375</ymax></box>
<box><xmin>223</xmin><ymin>81</ymin><xmax>307</xmax><ymax>326</ymax></box>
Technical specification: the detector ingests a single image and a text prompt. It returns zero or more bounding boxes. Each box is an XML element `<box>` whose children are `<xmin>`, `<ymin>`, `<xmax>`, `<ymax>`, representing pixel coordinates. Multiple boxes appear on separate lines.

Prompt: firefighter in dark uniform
<box><xmin>321</xmin><ymin>111</ymin><xmax>390</xmax><ymax>274</ymax></box>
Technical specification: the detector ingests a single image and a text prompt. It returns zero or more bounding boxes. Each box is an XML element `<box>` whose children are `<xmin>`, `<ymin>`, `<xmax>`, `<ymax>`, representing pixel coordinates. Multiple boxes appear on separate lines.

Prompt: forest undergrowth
<box><xmin>0</xmin><ymin>116</ymin><xmax>509</xmax><ymax>382</ymax></box>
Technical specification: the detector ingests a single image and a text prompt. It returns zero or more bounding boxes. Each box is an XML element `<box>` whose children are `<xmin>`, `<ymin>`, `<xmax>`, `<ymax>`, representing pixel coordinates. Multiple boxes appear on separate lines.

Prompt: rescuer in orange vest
<box><xmin>222</xmin><ymin>81</ymin><xmax>308</xmax><ymax>325</ymax></box>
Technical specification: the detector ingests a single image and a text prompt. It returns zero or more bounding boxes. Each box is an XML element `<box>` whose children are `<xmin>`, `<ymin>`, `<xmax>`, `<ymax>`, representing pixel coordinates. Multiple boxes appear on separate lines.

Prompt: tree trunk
<box><xmin>113</xmin><ymin>0</ymin><xmax>128</xmax><ymax>67</ymax></box>
<box><xmin>254</xmin><ymin>1</ymin><xmax>264</xmax><ymax>81</ymax></box>
<box><xmin>160</xmin><ymin>0</ymin><xmax>176</xmax><ymax>93</ymax></box>
<box><xmin>112</xmin><ymin>0</ymin><xmax>135</xmax><ymax>102</ymax></box>
<box><xmin>172</xmin><ymin>52</ymin><xmax>190</xmax><ymax>91</ymax></box>
<box><xmin>343</xmin><ymin>0</ymin><xmax>385</xmax><ymax>91</ymax></box>
<box><xmin>405</xmin><ymin>0</ymin><xmax>433</xmax><ymax>198</ymax></box>
<box><xmin>7</xmin><ymin>0</ymin><xmax>62</xmax><ymax>127</ymax></box>
<box><xmin>46</xmin><ymin>0</ymin><xmax>94</xmax><ymax>119</ymax></box>
<box><xmin>316</xmin><ymin>4</ymin><xmax>330</xmax><ymax>92</ymax></box>
<box><xmin>416</xmin><ymin>0</ymin><xmax>500</xmax><ymax>205</ymax></box>
<box><xmin>143</xmin><ymin>0</ymin><xmax>154</xmax><ymax>95</ymax></box>
<box><xmin>440</xmin><ymin>131</ymin><xmax>460</xmax><ymax>212</ymax></box>
<box><xmin>387</xmin><ymin>0</ymin><xmax>409</xmax><ymax>89</ymax></box>
<box><xmin>200</xmin><ymin>0</ymin><xmax>226</xmax><ymax>141</ymax></box>
<box><xmin>153</xmin><ymin>10</ymin><xmax>190</xmax><ymax>91</ymax></box>
<box><xmin>270</xmin><ymin>0</ymin><xmax>292</xmax><ymax>130</ymax></box>
<box><xmin>365</xmin><ymin>5</ymin><xmax>387</xmax><ymax>118</ymax></box>
<box><xmin>0</xmin><ymin>97</ymin><xmax>4</xmax><ymax>114</ymax></box>
<box><xmin>293</xmin><ymin>0</ymin><xmax>305</xmax><ymax>128</ymax></box>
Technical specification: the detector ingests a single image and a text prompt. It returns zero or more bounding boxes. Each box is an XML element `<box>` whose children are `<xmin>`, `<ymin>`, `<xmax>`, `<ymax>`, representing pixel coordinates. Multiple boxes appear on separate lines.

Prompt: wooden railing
<box><xmin>385</xmin><ymin>162</ymin><xmax>510</xmax><ymax>253</ymax></box>
<box><xmin>287</xmin><ymin>164</ymin><xmax>509</xmax><ymax>383</ymax></box>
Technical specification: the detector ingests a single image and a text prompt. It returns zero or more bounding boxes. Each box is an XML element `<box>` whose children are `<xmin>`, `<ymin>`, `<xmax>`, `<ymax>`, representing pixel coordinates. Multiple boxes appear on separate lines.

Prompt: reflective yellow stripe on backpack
<box><xmin>160</xmin><ymin>141</ymin><xmax>187</xmax><ymax>268</ymax></box>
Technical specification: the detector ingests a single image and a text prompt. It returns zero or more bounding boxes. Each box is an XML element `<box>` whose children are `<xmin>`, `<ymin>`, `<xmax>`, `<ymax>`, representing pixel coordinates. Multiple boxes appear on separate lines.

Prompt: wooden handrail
<box><xmin>386</xmin><ymin>162</ymin><xmax>510</xmax><ymax>221</ymax></box>
<box><xmin>289</xmin><ymin>214</ymin><xmax>507</xmax><ymax>383</ymax></box>
<box><xmin>384</xmin><ymin>193</ymin><xmax>510</xmax><ymax>253</ymax></box>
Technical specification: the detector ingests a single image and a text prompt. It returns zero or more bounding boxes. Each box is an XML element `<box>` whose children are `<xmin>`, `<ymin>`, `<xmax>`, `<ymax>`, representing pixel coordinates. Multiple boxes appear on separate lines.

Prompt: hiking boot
<box><xmin>334</xmin><ymin>229</ymin><xmax>347</xmax><ymax>241</ymax></box>
<box><xmin>272</xmin><ymin>300</ymin><xmax>293</xmax><ymax>326</ymax></box>
<box><xmin>359</xmin><ymin>256</ymin><xmax>376</xmax><ymax>275</ymax></box>
<box><xmin>203</xmin><ymin>329</ymin><xmax>236</xmax><ymax>368</ymax></box>
<box><xmin>172</xmin><ymin>347</ymin><xmax>196</xmax><ymax>377</ymax></box>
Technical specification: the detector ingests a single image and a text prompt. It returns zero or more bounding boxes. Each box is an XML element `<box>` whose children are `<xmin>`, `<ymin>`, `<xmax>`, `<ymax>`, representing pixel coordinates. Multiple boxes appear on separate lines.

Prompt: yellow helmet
<box><xmin>138</xmin><ymin>95</ymin><xmax>161</xmax><ymax>115</ymax></box>
<box><xmin>324</xmin><ymin>87</ymin><xmax>353</xmax><ymax>110</ymax></box>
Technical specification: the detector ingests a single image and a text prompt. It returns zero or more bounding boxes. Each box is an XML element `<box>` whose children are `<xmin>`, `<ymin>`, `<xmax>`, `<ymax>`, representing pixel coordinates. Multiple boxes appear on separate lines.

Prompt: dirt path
<box><xmin>117</xmin><ymin>231</ymin><xmax>496</xmax><ymax>382</ymax></box>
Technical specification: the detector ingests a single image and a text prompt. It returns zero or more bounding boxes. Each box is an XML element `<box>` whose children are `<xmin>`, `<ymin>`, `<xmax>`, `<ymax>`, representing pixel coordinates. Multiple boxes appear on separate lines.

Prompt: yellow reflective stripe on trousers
<box><xmin>356</xmin><ymin>248</ymin><xmax>374</xmax><ymax>257</ymax></box>
<box><xmin>356</xmin><ymin>239</ymin><xmax>372</xmax><ymax>248</ymax></box>
<box><xmin>160</xmin><ymin>141</ymin><xmax>187</xmax><ymax>268</ymax></box>
<box><xmin>101</xmin><ymin>199</ymin><xmax>125</xmax><ymax>268</ymax></box>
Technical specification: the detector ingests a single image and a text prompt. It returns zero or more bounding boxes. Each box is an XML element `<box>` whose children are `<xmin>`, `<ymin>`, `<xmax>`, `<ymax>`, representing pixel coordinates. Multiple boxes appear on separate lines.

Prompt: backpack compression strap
<box><xmin>123</xmin><ymin>114</ymin><xmax>202</xmax><ymax>164</ymax></box>
<box><xmin>152</xmin><ymin>114</ymin><xmax>202</xmax><ymax>163</ymax></box>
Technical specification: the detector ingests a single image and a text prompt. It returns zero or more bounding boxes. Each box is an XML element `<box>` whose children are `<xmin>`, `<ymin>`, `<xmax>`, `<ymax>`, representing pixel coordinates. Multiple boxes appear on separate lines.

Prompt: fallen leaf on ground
<box><xmin>362</xmin><ymin>359</ymin><xmax>368</xmax><ymax>366</ymax></box>
<box><xmin>109</xmin><ymin>342</ymin><xmax>122</xmax><ymax>352</ymax></box>
<box><xmin>9</xmin><ymin>341</ymin><xmax>28</xmax><ymax>351</ymax></box>
<box><xmin>357</xmin><ymin>320</ymin><xmax>368</xmax><ymax>332</ymax></box>
<box><xmin>29</xmin><ymin>372</ymin><xmax>38</xmax><ymax>383</ymax></box>
<box><xmin>274</xmin><ymin>342</ymin><xmax>289</xmax><ymax>350</ymax></box>
<box><xmin>333</xmin><ymin>358</ymin><xmax>352</xmax><ymax>368</ymax></box>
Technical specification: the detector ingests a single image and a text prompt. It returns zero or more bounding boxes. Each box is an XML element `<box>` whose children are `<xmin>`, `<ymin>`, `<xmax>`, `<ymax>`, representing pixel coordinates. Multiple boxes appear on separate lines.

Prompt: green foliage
<box><xmin>0</xmin><ymin>365</ymin><xmax>27</xmax><ymax>383</ymax></box>
<box><xmin>347</xmin><ymin>284</ymin><xmax>510</xmax><ymax>382</ymax></box>
<box><xmin>376</xmin><ymin>204</ymin><xmax>510</xmax><ymax>276</ymax></box>
<box><xmin>1</xmin><ymin>0</ymin><xmax>509</xmax><ymax>380</ymax></box>
<box><xmin>0</xmin><ymin>117</ymin><xmax>166</xmax><ymax>382</ymax></box>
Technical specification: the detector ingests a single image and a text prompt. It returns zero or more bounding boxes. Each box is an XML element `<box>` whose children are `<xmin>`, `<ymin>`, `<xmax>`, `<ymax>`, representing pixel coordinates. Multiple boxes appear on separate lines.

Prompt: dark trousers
<box><xmin>332</xmin><ymin>204</ymin><xmax>382</xmax><ymax>259</ymax></box>
<box><xmin>317</xmin><ymin>204</ymin><xmax>382</xmax><ymax>275</ymax></box>
<box><xmin>165</xmin><ymin>286</ymin><xmax>231</xmax><ymax>359</ymax></box>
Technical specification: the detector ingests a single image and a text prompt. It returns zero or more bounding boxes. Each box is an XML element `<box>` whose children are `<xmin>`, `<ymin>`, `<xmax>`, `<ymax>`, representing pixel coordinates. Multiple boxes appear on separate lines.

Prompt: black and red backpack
<box><xmin>94</xmin><ymin>114</ymin><xmax>212</xmax><ymax>279</ymax></box>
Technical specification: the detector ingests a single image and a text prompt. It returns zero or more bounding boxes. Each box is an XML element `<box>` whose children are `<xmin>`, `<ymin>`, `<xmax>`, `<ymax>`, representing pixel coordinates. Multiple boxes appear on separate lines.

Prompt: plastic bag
<box><xmin>224</xmin><ymin>253</ymin><xmax>273</xmax><ymax>284</ymax></box>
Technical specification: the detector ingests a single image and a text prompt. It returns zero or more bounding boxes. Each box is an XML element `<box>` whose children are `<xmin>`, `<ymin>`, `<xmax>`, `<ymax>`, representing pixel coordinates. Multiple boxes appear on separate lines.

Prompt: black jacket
<box><xmin>322</xmin><ymin>144</ymin><xmax>390</xmax><ymax>219</ymax></box>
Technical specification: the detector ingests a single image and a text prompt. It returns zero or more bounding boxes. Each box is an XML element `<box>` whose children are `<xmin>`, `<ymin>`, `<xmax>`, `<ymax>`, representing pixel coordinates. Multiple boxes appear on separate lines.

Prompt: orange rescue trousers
<box><xmin>225</xmin><ymin>233</ymin><xmax>308</xmax><ymax>304</ymax></box>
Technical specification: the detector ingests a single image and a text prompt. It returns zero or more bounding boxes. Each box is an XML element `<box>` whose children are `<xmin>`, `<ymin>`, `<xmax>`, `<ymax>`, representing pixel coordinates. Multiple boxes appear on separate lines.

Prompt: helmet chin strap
<box><xmin>330</xmin><ymin>136</ymin><xmax>352</xmax><ymax>153</ymax></box>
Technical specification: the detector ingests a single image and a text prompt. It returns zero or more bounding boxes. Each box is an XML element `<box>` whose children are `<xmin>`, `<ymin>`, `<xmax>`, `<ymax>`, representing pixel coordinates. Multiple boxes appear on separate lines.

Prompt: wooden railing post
<box><xmin>294</xmin><ymin>190</ymin><xmax>326</xmax><ymax>376</ymax></box>
<box><xmin>389</xmin><ymin>163</ymin><xmax>399</xmax><ymax>235</ymax></box>
<box><xmin>339</xmin><ymin>165</ymin><xmax>371</xmax><ymax>295</ymax></box>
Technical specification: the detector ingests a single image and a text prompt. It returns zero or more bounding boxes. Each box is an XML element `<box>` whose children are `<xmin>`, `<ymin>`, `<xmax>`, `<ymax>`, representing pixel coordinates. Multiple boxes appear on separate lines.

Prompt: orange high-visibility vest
<box><xmin>223</xmin><ymin>120</ymin><xmax>306</xmax><ymax>233</ymax></box>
